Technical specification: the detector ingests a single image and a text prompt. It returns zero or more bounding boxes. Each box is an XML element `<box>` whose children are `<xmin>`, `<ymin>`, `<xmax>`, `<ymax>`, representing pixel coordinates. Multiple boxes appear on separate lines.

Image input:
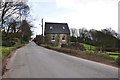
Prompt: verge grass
<box><xmin>80</xmin><ymin>43</ymin><xmax>96</xmax><ymax>50</ymax></box>
<box><xmin>1</xmin><ymin>44</ymin><xmax>26</xmax><ymax>59</ymax></box>
<box><xmin>106</xmin><ymin>52</ymin><xmax>120</xmax><ymax>60</ymax></box>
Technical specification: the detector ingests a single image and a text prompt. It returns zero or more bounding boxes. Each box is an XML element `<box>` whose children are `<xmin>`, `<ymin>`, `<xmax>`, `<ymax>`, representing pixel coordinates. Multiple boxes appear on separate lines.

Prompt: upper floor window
<box><xmin>50</xmin><ymin>26</ymin><xmax>53</xmax><ymax>29</ymax></box>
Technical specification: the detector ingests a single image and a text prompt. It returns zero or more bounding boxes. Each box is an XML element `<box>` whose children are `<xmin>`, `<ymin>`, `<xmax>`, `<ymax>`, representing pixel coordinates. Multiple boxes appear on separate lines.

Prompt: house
<box><xmin>44</xmin><ymin>22</ymin><xmax>70</xmax><ymax>47</ymax></box>
<box><xmin>34</xmin><ymin>35</ymin><xmax>43</xmax><ymax>44</ymax></box>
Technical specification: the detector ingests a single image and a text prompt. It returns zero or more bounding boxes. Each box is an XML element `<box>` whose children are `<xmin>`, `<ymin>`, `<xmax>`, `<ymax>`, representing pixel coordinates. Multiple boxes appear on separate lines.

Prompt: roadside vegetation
<box><xmin>34</xmin><ymin>28</ymin><xmax>120</xmax><ymax>67</ymax></box>
<box><xmin>0</xmin><ymin>1</ymin><xmax>33</xmax><ymax>60</ymax></box>
<box><xmin>80</xmin><ymin>43</ymin><xmax>96</xmax><ymax>50</ymax></box>
<box><xmin>1</xmin><ymin>43</ymin><xmax>27</xmax><ymax>59</ymax></box>
<box><xmin>34</xmin><ymin>27</ymin><xmax>120</xmax><ymax>67</ymax></box>
<box><xmin>39</xmin><ymin>43</ymin><xmax>120</xmax><ymax>67</ymax></box>
<box><xmin>106</xmin><ymin>52</ymin><xmax>120</xmax><ymax>60</ymax></box>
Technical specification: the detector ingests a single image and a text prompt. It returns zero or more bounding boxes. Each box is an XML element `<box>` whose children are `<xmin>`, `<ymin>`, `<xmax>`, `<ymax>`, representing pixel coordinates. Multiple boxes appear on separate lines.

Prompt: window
<box><xmin>63</xmin><ymin>26</ymin><xmax>65</xmax><ymax>29</ymax></box>
<box><xmin>62</xmin><ymin>36</ymin><xmax>65</xmax><ymax>40</ymax></box>
<box><xmin>51</xmin><ymin>35</ymin><xmax>55</xmax><ymax>40</ymax></box>
<box><xmin>50</xmin><ymin>26</ymin><xmax>53</xmax><ymax>29</ymax></box>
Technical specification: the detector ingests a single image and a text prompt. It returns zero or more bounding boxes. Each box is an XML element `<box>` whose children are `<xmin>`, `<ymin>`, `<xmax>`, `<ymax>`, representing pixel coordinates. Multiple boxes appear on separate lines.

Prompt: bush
<box><xmin>12</xmin><ymin>38</ymin><xmax>20</xmax><ymax>45</ymax></box>
<box><xmin>116</xmin><ymin>56</ymin><xmax>120</xmax><ymax>66</ymax></box>
<box><xmin>61</xmin><ymin>44</ymin><xmax>68</xmax><ymax>48</ymax></box>
<box><xmin>66</xmin><ymin>42</ymin><xmax>86</xmax><ymax>51</ymax></box>
<box><xmin>94</xmin><ymin>53</ymin><xmax>111</xmax><ymax>59</ymax></box>
<box><xmin>2</xmin><ymin>41</ymin><xmax>16</xmax><ymax>47</ymax></box>
<box><xmin>41</xmin><ymin>44</ymin><xmax>51</xmax><ymax>48</ymax></box>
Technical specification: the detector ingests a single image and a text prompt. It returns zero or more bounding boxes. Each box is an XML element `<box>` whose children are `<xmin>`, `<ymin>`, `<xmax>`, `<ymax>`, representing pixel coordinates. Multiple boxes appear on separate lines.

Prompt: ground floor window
<box><xmin>62</xmin><ymin>36</ymin><xmax>66</xmax><ymax>41</ymax></box>
<box><xmin>51</xmin><ymin>35</ymin><xmax>55</xmax><ymax>40</ymax></box>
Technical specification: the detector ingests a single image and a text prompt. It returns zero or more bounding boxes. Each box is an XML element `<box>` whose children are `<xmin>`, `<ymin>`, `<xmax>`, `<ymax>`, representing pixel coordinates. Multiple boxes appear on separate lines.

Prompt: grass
<box><xmin>40</xmin><ymin>43</ymin><xmax>119</xmax><ymax>61</ymax></box>
<box><xmin>2</xmin><ymin>47</ymin><xmax>15</xmax><ymax>59</ymax></box>
<box><xmin>40</xmin><ymin>44</ymin><xmax>61</xmax><ymax>49</ymax></box>
<box><xmin>106</xmin><ymin>52</ymin><xmax>120</xmax><ymax>60</ymax></box>
<box><xmin>71</xmin><ymin>42</ymin><xmax>120</xmax><ymax>60</ymax></box>
<box><xmin>1</xmin><ymin>44</ymin><xmax>26</xmax><ymax>59</ymax></box>
<box><xmin>106</xmin><ymin>52</ymin><xmax>120</xmax><ymax>54</ymax></box>
<box><xmin>44</xmin><ymin>45</ymin><xmax>113</xmax><ymax>60</ymax></box>
<box><xmin>70</xmin><ymin>42</ymin><xmax>96</xmax><ymax>50</ymax></box>
<box><xmin>80</xmin><ymin>43</ymin><xmax>96</xmax><ymax>50</ymax></box>
<box><xmin>40</xmin><ymin>43</ymin><xmax>120</xmax><ymax>67</ymax></box>
<box><xmin>51</xmin><ymin>46</ymin><xmax>61</xmax><ymax>49</ymax></box>
<box><xmin>79</xmin><ymin>43</ymin><xmax>120</xmax><ymax>60</ymax></box>
<box><xmin>44</xmin><ymin>45</ymin><xmax>115</xmax><ymax>62</ymax></box>
<box><xmin>0</xmin><ymin>47</ymin><xmax>2</xmax><ymax>59</ymax></box>
<box><xmin>81</xmin><ymin>50</ymin><xmax>95</xmax><ymax>54</ymax></box>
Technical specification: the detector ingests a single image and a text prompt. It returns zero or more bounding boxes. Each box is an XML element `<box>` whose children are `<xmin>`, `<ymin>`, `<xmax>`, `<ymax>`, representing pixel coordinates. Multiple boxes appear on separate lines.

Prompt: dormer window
<box><xmin>63</xmin><ymin>26</ymin><xmax>65</xmax><ymax>29</ymax></box>
<box><xmin>50</xmin><ymin>26</ymin><xmax>53</xmax><ymax>29</ymax></box>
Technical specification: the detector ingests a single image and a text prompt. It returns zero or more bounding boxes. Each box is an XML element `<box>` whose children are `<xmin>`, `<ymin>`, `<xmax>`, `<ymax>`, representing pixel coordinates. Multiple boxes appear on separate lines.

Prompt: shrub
<box><xmin>61</xmin><ymin>44</ymin><xmax>67</xmax><ymax>48</ymax></box>
<box><xmin>62</xmin><ymin>42</ymin><xmax>86</xmax><ymax>51</ymax></box>
<box><xmin>94</xmin><ymin>53</ymin><xmax>111</xmax><ymax>59</ymax></box>
<box><xmin>11</xmin><ymin>38</ymin><xmax>20</xmax><ymax>45</ymax></box>
<box><xmin>116</xmin><ymin>56</ymin><xmax>120</xmax><ymax>66</ymax></box>
<box><xmin>2</xmin><ymin>41</ymin><xmax>16</xmax><ymax>47</ymax></box>
<box><xmin>41</xmin><ymin>44</ymin><xmax>51</xmax><ymax>48</ymax></box>
<box><xmin>70</xmin><ymin>42</ymin><xmax>86</xmax><ymax>51</ymax></box>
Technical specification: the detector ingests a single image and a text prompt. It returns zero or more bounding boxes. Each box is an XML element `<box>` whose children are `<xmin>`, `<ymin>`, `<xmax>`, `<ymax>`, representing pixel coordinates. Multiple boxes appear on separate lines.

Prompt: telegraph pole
<box><xmin>41</xmin><ymin>18</ymin><xmax>44</xmax><ymax>43</ymax></box>
<box><xmin>41</xmin><ymin>18</ymin><xmax>43</xmax><ymax>37</ymax></box>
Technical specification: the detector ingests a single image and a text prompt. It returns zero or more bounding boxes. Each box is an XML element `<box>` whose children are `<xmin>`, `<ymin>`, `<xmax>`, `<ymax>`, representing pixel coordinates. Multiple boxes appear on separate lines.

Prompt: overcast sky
<box><xmin>28</xmin><ymin>0</ymin><xmax>119</xmax><ymax>37</ymax></box>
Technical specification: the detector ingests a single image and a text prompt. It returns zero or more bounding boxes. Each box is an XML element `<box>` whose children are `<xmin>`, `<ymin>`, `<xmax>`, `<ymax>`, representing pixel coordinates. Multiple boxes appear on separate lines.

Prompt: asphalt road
<box><xmin>4</xmin><ymin>42</ymin><xmax>118</xmax><ymax>78</ymax></box>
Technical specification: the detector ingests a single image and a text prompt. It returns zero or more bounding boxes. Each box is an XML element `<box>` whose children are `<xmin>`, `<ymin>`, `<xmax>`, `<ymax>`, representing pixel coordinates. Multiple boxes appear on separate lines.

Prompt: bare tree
<box><xmin>1</xmin><ymin>1</ymin><xmax>32</xmax><ymax>44</ymax></box>
<box><xmin>70</xmin><ymin>28</ymin><xmax>78</xmax><ymax>37</ymax></box>
<box><xmin>0</xmin><ymin>1</ymin><xmax>28</xmax><ymax>30</ymax></box>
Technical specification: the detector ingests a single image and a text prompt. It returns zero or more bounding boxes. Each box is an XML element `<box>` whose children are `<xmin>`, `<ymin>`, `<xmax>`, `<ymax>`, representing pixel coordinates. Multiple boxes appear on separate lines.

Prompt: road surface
<box><xmin>3</xmin><ymin>42</ymin><xmax>118</xmax><ymax>78</ymax></box>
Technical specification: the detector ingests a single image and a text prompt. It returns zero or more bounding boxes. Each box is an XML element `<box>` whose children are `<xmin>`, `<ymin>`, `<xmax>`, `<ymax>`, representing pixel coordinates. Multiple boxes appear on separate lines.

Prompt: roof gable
<box><xmin>44</xmin><ymin>22</ymin><xmax>70</xmax><ymax>34</ymax></box>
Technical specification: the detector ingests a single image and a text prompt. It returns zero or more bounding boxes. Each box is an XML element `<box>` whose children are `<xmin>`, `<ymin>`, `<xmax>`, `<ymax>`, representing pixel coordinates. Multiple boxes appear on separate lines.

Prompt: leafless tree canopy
<box><xmin>70</xmin><ymin>28</ymin><xmax>78</xmax><ymax>37</ymax></box>
<box><xmin>0</xmin><ymin>1</ymin><xmax>29</xmax><ymax>29</ymax></box>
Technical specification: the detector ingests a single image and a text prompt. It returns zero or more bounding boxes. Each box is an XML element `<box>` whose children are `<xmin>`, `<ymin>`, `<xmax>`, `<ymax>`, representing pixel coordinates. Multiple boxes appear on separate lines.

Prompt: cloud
<box><xmin>56</xmin><ymin>0</ymin><xmax>119</xmax><ymax>8</ymax></box>
<box><xmin>28</xmin><ymin>0</ymin><xmax>55</xmax><ymax>2</ymax></box>
<box><xmin>28</xmin><ymin>0</ymin><xmax>119</xmax><ymax>37</ymax></box>
<box><xmin>56</xmin><ymin>0</ymin><xmax>75</xmax><ymax>8</ymax></box>
<box><xmin>55</xmin><ymin>0</ymin><xmax>118</xmax><ymax>32</ymax></box>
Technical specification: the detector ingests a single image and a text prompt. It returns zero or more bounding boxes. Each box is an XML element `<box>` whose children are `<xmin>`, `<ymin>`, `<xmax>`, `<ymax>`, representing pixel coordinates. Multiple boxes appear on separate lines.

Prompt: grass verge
<box><xmin>80</xmin><ymin>43</ymin><xmax>96</xmax><ymax>50</ymax></box>
<box><xmin>1</xmin><ymin>43</ymin><xmax>27</xmax><ymax>76</ymax></box>
<box><xmin>40</xmin><ymin>44</ymin><xmax>119</xmax><ymax>68</ymax></box>
<box><xmin>1</xmin><ymin>44</ymin><xmax>26</xmax><ymax>60</ymax></box>
<box><xmin>106</xmin><ymin>52</ymin><xmax>120</xmax><ymax>60</ymax></box>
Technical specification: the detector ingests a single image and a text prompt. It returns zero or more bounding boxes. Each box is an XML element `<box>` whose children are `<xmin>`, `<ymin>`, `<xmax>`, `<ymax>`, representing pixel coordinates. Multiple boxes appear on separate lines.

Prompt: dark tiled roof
<box><xmin>44</xmin><ymin>22</ymin><xmax>70</xmax><ymax>34</ymax></box>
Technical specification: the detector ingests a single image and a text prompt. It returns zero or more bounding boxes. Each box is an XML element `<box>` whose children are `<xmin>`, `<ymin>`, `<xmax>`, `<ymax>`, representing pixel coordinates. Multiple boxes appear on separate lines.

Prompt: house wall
<box><xmin>45</xmin><ymin>34</ymin><xmax>70</xmax><ymax>46</ymax></box>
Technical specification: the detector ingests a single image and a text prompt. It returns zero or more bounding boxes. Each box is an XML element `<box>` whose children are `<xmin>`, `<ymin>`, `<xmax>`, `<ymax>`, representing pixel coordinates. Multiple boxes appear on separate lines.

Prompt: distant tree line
<box><xmin>70</xmin><ymin>28</ymin><xmax>120</xmax><ymax>52</ymax></box>
<box><xmin>0</xmin><ymin>1</ymin><xmax>33</xmax><ymax>46</ymax></box>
